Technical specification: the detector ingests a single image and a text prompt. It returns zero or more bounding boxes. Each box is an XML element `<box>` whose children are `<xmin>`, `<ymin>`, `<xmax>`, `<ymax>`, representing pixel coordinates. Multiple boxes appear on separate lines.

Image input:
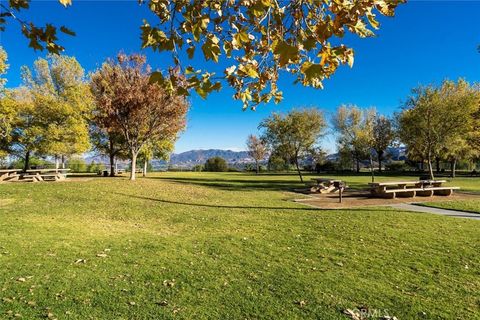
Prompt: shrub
<box><xmin>192</xmin><ymin>164</ymin><xmax>203</xmax><ymax>172</ymax></box>
<box><xmin>68</xmin><ymin>157</ymin><xmax>87</xmax><ymax>172</ymax></box>
<box><xmin>87</xmin><ymin>161</ymin><xmax>103</xmax><ymax>173</ymax></box>
<box><xmin>385</xmin><ymin>161</ymin><xmax>409</xmax><ymax>172</ymax></box>
<box><xmin>268</xmin><ymin>156</ymin><xmax>288</xmax><ymax>171</ymax></box>
<box><xmin>204</xmin><ymin>157</ymin><xmax>228</xmax><ymax>172</ymax></box>
<box><xmin>315</xmin><ymin>161</ymin><xmax>336</xmax><ymax>173</ymax></box>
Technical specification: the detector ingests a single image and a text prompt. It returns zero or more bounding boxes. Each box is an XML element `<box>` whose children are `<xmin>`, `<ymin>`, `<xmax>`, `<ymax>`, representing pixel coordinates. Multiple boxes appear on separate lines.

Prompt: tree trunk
<box><xmin>294</xmin><ymin>158</ymin><xmax>303</xmax><ymax>183</ymax></box>
<box><xmin>255</xmin><ymin>160</ymin><xmax>259</xmax><ymax>175</ymax></box>
<box><xmin>23</xmin><ymin>150</ymin><xmax>31</xmax><ymax>172</ymax></box>
<box><xmin>451</xmin><ymin>159</ymin><xmax>457</xmax><ymax>178</ymax></box>
<box><xmin>369</xmin><ymin>152</ymin><xmax>375</xmax><ymax>183</ymax></box>
<box><xmin>435</xmin><ymin>157</ymin><xmax>440</xmax><ymax>173</ymax></box>
<box><xmin>427</xmin><ymin>152</ymin><xmax>435</xmax><ymax>180</ymax></box>
<box><xmin>377</xmin><ymin>151</ymin><xmax>383</xmax><ymax>173</ymax></box>
<box><xmin>143</xmin><ymin>159</ymin><xmax>147</xmax><ymax>177</ymax></box>
<box><xmin>356</xmin><ymin>158</ymin><xmax>360</xmax><ymax>173</ymax></box>
<box><xmin>108</xmin><ymin>137</ymin><xmax>117</xmax><ymax>177</ymax></box>
<box><xmin>61</xmin><ymin>155</ymin><xmax>66</xmax><ymax>169</ymax></box>
<box><xmin>109</xmin><ymin>153</ymin><xmax>115</xmax><ymax>177</ymax></box>
<box><xmin>130</xmin><ymin>152</ymin><xmax>137</xmax><ymax>181</ymax></box>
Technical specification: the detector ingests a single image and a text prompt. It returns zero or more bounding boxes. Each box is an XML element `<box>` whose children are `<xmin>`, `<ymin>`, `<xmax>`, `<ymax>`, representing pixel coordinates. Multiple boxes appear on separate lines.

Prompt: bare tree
<box><xmin>246</xmin><ymin>135</ymin><xmax>267</xmax><ymax>174</ymax></box>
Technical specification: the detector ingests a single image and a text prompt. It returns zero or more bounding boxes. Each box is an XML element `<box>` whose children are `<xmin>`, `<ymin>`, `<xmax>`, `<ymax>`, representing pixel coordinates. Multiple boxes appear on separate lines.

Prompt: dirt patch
<box><xmin>295</xmin><ymin>191</ymin><xmax>480</xmax><ymax>210</ymax></box>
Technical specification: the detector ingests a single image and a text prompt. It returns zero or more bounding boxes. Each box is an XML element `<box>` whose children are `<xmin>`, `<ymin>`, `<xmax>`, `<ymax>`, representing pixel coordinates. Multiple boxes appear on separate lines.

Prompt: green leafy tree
<box><xmin>397</xmin><ymin>79</ymin><xmax>479</xmax><ymax>180</ymax></box>
<box><xmin>0</xmin><ymin>46</ymin><xmax>7</xmax><ymax>90</ymax></box>
<box><xmin>139</xmin><ymin>139</ymin><xmax>174</xmax><ymax>177</ymax></box>
<box><xmin>90</xmin><ymin>53</ymin><xmax>189</xmax><ymax>180</ymax></box>
<box><xmin>204</xmin><ymin>156</ymin><xmax>228</xmax><ymax>172</ymax></box>
<box><xmin>372</xmin><ymin>114</ymin><xmax>395</xmax><ymax>172</ymax></box>
<box><xmin>332</xmin><ymin>105</ymin><xmax>375</xmax><ymax>175</ymax></box>
<box><xmin>20</xmin><ymin>54</ymin><xmax>92</xmax><ymax>168</ymax></box>
<box><xmin>246</xmin><ymin>134</ymin><xmax>267</xmax><ymax>174</ymax></box>
<box><xmin>442</xmin><ymin>137</ymin><xmax>476</xmax><ymax>178</ymax></box>
<box><xmin>260</xmin><ymin>108</ymin><xmax>326</xmax><ymax>182</ymax></box>
<box><xmin>0</xmin><ymin>47</ymin><xmax>15</xmax><ymax>158</ymax></box>
<box><xmin>68</xmin><ymin>155</ymin><xmax>87</xmax><ymax>172</ymax></box>
<box><xmin>87</xmin><ymin>160</ymin><xmax>102</xmax><ymax>173</ymax></box>
<box><xmin>267</xmin><ymin>150</ymin><xmax>289</xmax><ymax>172</ymax></box>
<box><xmin>9</xmin><ymin>87</ymin><xmax>43</xmax><ymax>171</ymax></box>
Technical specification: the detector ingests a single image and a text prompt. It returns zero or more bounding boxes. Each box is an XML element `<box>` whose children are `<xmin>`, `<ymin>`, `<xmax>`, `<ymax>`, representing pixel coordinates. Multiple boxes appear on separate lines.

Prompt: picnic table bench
<box><xmin>23</xmin><ymin>169</ymin><xmax>70</xmax><ymax>182</ymax></box>
<box><xmin>369</xmin><ymin>180</ymin><xmax>459</xmax><ymax>199</ymax></box>
<box><xmin>310</xmin><ymin>178</ymin><xmax>346</xmax><ymax>194</ymax></box>
<box><xmin>0</xmin><ymin>169</ymin><xmax>22</xmax><ymax>182</ymax></box>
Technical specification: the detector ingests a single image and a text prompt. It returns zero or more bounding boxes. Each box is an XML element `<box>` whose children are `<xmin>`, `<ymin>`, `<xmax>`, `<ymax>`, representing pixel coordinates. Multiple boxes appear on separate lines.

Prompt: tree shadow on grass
<box><xmin>147</xmin><ymin>176</ymin><xmax>305</xmax><ymax>192</ymax></box>
<box><xmin>115</xmin><ymin>192</ymin><xmax>392</xmax><ymax>212</ymax></box>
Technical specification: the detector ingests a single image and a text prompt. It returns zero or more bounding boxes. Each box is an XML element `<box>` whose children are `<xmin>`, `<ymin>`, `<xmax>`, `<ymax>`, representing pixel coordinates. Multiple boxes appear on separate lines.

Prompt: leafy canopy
<box><xmin>20</xmin><ymin>54</ymin><xmax>93</xmax><ymax>157</ymax></box>
<box><xmin>397</xmin><ymin>79</ymin><xmax>480</xmax><ymax>178</ymax></box>
<box><xmin>142</xmin><ymin>0</ymin><xmax>404</xmax><ymax>109</ymax></box>
<box><xmin>332</xmin><ymin>105</ymin><xmax>375</xmax><ymax>161</ymax></box>
<box><xmin>90</xmin><ymin>53</ymin><xmax>189</xmax><ymax>180</ymax></box>
<box><xmin>260</xmin><ymin>108</ymin><xmax>326</xmax><ymax>181</ymax></box>
<box><xmin>1</xmin><ymin>0</ymin><xmax>74</xmax><ymax>54</ymax></box>
<box><xmin>3</xmin><ymin>1</ymin><xmax>404</xmax><ymax>109</ymax></box>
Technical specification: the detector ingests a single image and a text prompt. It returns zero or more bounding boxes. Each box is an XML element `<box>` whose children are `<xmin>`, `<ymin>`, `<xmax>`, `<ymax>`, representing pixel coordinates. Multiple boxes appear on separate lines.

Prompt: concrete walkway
<box><xmin>389</xmin><ymin>203</ymin><xmax>480</xmax><ymax>220</ymax></box>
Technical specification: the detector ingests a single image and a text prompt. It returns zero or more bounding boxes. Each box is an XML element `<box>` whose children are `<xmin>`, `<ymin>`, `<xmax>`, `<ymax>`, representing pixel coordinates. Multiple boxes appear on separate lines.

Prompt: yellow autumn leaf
<box><xmin>58</xmin><ymin>0</ymin><xmax>72</xmax><ymax>7</ymax></box>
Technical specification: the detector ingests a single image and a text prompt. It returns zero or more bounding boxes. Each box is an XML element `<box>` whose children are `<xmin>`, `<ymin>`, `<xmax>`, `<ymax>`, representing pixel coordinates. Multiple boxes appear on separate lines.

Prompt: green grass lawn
<box><xmin>0</xmin><ymin>172</ymin><xmax>479</xmax><ymax>319</ymax></box>
<box><xmin>418</xmin><ymin>200</ymin><xmax>480</xmax><ymax>214</ymax></box>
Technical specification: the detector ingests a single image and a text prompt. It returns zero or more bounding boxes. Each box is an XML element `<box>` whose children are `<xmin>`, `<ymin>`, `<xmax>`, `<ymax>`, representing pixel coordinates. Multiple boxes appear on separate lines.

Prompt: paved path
<box><xmin>389</xmin><ymin>203</ymin><xmax>480</xmax><ymax>220</ymax></box>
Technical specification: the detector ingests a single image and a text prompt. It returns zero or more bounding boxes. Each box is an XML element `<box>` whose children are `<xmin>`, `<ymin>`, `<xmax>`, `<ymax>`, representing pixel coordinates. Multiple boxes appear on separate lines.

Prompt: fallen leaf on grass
<box><xmin>156</xmin><ymin>300</ymin><xmax>168</xmax><ymax>306</ymax></box>
<box><xmin>45</xmin><ymin>312</ymin><xmax>56</xmax><ymax>319</ymax></box>
<box><xmin>96</xmin><ymin>253</ymin><xmax>108</xmax><ymax>258</ymax></box>
<box><xmin>74</xmin><ymin>259</ymin><xmax>87</xmax><ymax>264</ymax></box>
<box><xmin>296</xmin><ymin>300</ymin><xmax>306</xmax><ymax>307</ymax></box>
<box><xmin>163</xmin><ymin>279</ymin><xmax>175</xmax><ymax>287</ymax></box>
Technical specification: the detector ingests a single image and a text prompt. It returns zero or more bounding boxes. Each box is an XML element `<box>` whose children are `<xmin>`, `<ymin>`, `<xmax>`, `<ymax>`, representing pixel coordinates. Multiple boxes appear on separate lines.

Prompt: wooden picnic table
<box><xmin>0</xmin><ymin>169</ymin><xmax>22</xmax><ymax>182</ymax></box>
<box><xmin>369</xmin><ymin>180</ymin><xmax>458</xmax><ymax>199</ymax></box>
<box><xmin>311</xmin><ymin>178</ymin><xmax>345</xmax><ymax>194</ymax></box>
<box><xmin>24</xmin><ymin>169</ymin><xmax>70</xmax><ymax>182</ymax></box>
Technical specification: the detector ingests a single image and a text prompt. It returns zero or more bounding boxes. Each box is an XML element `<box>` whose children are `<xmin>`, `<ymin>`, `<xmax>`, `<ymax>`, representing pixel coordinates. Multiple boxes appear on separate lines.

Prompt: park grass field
<box><xmin>0</xmin><ymin>172</ymin><xmax>479</xmax><ymax>319</ymax></box>
<box><xmin>419</xmin><ymin>200</ymin><xmax>480</xmax><ymax>214</ymax></box>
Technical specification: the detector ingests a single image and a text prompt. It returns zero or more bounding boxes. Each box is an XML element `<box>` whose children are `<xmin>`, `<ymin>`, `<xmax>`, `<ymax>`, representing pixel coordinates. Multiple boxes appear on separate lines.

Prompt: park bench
<box><xmin>22</xmin><ymin>169</ymin><xmax>70</xmax><ymax>182</ymax></box>
<box><xmin>369</xmin><ymin>180</ymin><xmax>459</xmax><ymax>199</ymax></box>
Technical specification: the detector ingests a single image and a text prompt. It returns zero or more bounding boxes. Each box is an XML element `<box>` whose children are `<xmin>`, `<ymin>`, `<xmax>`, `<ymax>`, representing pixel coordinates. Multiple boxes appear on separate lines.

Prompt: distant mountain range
<box><xmin>85</xmin><ymin>147</ymin><xmax>407</xmax><ymax>169</ymax></box>
<box><xmin>85</xmin><ymin>149</ymin><xmax>255</xmax><ymax>170</ymax></box>
<box><xmin>170</xmin><ymin>149</ymin><xmax>251</xmax><ymax>165</ymax></box>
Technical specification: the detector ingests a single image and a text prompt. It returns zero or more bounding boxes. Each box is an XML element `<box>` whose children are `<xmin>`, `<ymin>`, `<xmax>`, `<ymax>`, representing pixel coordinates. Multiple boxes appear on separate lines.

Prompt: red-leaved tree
<box><xmin>90</xmin><ymin>53</ymin><xmax>189</xmax><ymax>180</ymax></box>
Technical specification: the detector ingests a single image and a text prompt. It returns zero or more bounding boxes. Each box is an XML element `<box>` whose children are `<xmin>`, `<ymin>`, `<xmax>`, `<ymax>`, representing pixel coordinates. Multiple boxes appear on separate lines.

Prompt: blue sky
<box><xmin>2</xmin><ymin>1</ymin><xmax>480</xmax><ymax>153</ymax></box>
